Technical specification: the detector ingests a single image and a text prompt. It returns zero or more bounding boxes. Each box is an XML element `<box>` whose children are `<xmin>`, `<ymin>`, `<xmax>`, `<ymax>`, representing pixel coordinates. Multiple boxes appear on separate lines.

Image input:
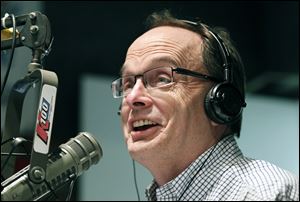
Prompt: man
<box><xmin>111</xmin><ymin>10</ymin><xmax>299</xmax><ymax>201</ymax></box>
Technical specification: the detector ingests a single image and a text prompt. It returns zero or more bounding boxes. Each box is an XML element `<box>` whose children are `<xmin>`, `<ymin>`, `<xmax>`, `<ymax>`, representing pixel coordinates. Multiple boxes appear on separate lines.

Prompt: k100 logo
<box><xmin>36</xmin><ymin>98</ymin><xmax>51</xmax><ymax>144</ymax></box>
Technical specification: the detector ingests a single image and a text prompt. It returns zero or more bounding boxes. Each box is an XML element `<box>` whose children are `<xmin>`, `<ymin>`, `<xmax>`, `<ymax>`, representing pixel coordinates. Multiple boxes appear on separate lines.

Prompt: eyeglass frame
<box><xmin>111</xmin><ymin>66</ymin><xmax>221</xmax><ymax>98</ymax></box>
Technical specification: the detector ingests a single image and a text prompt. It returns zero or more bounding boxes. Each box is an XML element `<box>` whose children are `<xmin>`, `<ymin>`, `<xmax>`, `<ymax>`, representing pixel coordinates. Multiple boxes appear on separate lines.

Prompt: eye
<box><xmin>156</xmin><ymin>75</ymin><xmax>172</xmax><ymax>86</ymax></box>
<box><xmin>147</xmin><ymin>73</ymin><xmax>172</xmax><ymax>88</ymax></box>
<box><xmin>145</xmin><ymin>67</ymin><xmax>173</xmax><ymax>88</ymax></box>
<box><xmin>122</xmin><ymin>76</ymin><xmax>135</xmax><ymax>92</ymax></box>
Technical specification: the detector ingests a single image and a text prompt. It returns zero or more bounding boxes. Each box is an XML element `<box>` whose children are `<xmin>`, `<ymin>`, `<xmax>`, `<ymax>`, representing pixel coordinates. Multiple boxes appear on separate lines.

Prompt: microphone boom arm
<box><xmin>1</xmin><ymin>11</ymin><xmax>57</xmax><ymax>186</ymax></box>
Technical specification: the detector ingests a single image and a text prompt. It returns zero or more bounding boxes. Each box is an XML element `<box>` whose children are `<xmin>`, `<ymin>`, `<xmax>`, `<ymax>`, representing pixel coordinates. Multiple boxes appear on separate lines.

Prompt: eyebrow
<box><xmin>120</xmin><ymin>56</ymin><xmax>178</xmax><ymax>75</ymax></box>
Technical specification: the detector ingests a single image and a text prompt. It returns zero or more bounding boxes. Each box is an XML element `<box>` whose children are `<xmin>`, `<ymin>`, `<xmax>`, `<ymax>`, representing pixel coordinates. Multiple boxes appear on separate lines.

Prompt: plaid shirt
<box><xmin>145</xmin><ymin>135</ymin><xmax>299</xmax><ymax>201</ymax></box>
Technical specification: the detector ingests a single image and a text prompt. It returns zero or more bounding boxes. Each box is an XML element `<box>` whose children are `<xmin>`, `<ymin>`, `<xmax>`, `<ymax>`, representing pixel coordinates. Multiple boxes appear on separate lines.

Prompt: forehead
<box><xmin>121</xmin><ymin>26</ymin><xmax>203</xmax><ymax>74</ymax></box>
<box><xmin>132</xmin><ymin>26</ymin><xmax>201</xmax><ymax>45</ymax></box>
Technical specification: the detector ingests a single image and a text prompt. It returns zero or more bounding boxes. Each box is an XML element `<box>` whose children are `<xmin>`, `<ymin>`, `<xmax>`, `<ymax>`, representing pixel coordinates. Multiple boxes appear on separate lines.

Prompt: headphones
<box><xmin>204</xmin><ymin>29</ymin><xmax>246</xmax><ymax>124</ymax></box>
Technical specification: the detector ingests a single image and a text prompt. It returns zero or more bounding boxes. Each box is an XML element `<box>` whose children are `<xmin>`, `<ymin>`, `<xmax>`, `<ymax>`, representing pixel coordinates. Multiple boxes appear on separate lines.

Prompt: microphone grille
<box><xmin>59</xmin><ymin>132</ymin><xmax>103</xmax><ymax>175</ymax></box>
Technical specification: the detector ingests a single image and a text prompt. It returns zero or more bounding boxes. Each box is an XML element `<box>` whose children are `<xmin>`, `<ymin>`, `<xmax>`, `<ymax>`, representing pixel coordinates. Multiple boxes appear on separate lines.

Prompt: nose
<box><xmin>125</xmin><ymin>78</ymin><xmax>152</xmax><ymax>109</ymax></box>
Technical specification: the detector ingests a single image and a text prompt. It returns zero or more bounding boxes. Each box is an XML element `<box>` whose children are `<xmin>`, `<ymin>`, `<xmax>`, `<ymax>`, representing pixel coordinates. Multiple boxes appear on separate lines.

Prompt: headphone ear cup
<box><xmin>204</xmin><ymin>82</ymin><xmax>245</xmax><ymax>124</ymax></box>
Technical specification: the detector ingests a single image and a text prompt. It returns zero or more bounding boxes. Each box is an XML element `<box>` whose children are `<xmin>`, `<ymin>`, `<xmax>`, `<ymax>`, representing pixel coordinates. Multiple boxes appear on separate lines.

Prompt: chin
<box><xmin>127</xmin><ymin>141</ymin><xmax>143</xmax><ymax>161</ymax></box>
<box><xmin>127</xmin><ymin>138</ymin><xmax>149</xmax><ymax>155</ymax></box>
<box><xmin>127</xmin><ymin>144</ymin><xmax>151</xmax><ymax>165</ymax></box>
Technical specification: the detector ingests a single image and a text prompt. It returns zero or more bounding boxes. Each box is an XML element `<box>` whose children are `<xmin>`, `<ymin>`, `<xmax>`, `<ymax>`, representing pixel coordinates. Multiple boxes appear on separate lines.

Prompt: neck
<box><xmin>178</xmin><ymin>141</ymin><xmax>219</xmax><ymax>200</ymax></box>
<box><xmin>147</xmin><ymin>138</ymin><xmax>219</xmax><ymax>186</ymax></box>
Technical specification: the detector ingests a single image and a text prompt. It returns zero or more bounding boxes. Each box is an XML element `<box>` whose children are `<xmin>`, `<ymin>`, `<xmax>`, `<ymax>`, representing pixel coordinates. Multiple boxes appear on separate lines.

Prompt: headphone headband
<box><xmin>180</xmin><ymin>20</ymin><xmax>232</xmax><ymax>83</ymax></box>
<box><xmin>207</xmin><ymin>30</ymin><xmax>232</xmax><ymax>83</ymax></box>
<box><xmin>181</xmin><ymin>19</ymin><xmax>246</xmax><ymax>124</ymax></box>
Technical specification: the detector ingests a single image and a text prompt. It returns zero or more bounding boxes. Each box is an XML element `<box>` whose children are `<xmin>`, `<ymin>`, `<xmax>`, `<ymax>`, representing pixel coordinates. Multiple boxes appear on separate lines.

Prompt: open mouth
<box><xmin>132</xmin><ymin>120</ymin><xmax>158</xmax><ymax>132</ymax></box>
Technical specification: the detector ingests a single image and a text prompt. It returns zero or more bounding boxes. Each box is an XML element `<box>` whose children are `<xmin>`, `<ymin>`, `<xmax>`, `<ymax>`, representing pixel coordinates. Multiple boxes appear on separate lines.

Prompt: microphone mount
<box><xmin>1</xmin><ymin>11</ymin><xmax>53</xmax><ymax>65</ymax></box>
<box><xmin>1</xmin><ymin>11</ymin><xmax>58</xmax><ymax>191</ymax></box>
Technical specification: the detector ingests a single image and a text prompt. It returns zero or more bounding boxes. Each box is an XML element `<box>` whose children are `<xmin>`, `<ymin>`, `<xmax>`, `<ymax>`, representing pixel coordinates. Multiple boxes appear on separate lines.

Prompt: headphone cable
<box><xmin>1</xmin><ymin>13</ymin><xmax>16</xmax><ymax>98</ymax></box>
<box><xmin>132</xmin><ymin>159</ymin><xmax>141</xmax><ymax>201</ymax></box>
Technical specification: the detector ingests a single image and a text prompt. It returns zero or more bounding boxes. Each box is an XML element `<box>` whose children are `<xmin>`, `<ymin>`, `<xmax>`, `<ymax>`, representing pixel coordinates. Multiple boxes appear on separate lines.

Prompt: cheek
<box><xmin>171</xmin><ymin>85</ymin><xmax>199</xmax><ymax>110</ymax></box>
<box><xmin>150</xmin><ymin>91</ymin><xmax>177</xmax><ymax>119</ymax></box>
<box><xmin>157</xmin><ymin>87</ymin><xmax>194</xmax><ymax>129</ymax></box>
<box><xmin>171</xmin><ymin>84</ymin><xmax>208</xmax><ymax>124</ymax></box>
<box><xmin>120</xmin><ymin>104</ymin><xmax>130</xmax><ymax>133</ymax></box>
<box><xmin>121</xmin><ymin>106</ymin><xmax>128</xmax><ymax>123</ymax></box>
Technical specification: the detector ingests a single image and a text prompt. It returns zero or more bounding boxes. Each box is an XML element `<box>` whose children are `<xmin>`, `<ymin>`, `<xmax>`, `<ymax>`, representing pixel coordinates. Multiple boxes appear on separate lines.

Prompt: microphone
<box><xmin>1</xmin><ymin>132</ymin><xmax>103</xmax><ymax>201</ymax></box>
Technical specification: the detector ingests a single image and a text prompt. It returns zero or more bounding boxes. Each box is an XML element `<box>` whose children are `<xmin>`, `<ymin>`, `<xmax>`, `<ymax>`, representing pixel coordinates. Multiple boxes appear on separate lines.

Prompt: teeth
<box><xmin>133</xmin><ymin>120</ymin><xmax>156</xmax><ymax>128</ymax></box>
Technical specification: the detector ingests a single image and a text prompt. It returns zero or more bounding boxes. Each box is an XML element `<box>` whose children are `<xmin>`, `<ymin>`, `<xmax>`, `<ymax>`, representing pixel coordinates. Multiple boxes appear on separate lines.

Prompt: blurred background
<box><xmin>1</xmin><ymin>1</ymin><xmax>298</xmax><ymax>201</ymax></box>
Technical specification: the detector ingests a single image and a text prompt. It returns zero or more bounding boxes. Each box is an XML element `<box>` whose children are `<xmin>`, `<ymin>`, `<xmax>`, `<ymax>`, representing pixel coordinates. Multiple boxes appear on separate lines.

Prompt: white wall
<box><xmin>78</xmin><ymin>74</ymin><xmax>299</xmax><ymax>201</ymax></box>
<box><xmin>236</xmin><ymin>94</ymin><xmax>299</xmax><ymax>175</ymax></box>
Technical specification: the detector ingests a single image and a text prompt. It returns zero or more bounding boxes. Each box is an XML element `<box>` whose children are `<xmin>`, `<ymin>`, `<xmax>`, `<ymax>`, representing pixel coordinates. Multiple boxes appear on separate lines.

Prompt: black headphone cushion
<box><xmin>204</xmin><ymin>82</ymin><xmax>245</xmax><ymax>124</ymax></box>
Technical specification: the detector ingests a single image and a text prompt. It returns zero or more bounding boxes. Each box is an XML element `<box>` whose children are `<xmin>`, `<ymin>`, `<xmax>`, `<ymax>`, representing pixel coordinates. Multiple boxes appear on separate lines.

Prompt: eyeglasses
<box><xmin>111</xmin><ymin>67</ymin><xmax>220</xmax><ymax>98</ymax></box>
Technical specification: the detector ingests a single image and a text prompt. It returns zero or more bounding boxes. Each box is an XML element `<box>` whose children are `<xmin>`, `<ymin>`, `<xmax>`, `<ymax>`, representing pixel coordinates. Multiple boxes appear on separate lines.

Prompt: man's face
<box><xmin>120</xmin><ymin>26</ymin><xmax>216</xmax><ymax>166</ymax></box>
